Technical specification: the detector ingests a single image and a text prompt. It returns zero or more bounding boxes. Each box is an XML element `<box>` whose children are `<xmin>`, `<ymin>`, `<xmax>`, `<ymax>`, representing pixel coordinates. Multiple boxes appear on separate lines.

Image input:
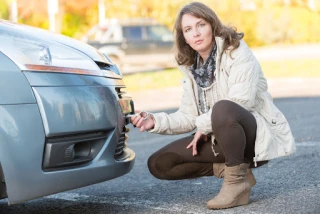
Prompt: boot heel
<box><xmin>207</xmin><ymin>164</ymin><xmax>252</xmax><ymax>210</ymax></box>
<box><xmin>236</xmin><ymin>190</ymin><xmax>250</xmax><ymax>206</ymax></box>
<box><xmin>248</xmin><ymin>169</ymin><xmax>256</xmax><ymax>187</ymax></box>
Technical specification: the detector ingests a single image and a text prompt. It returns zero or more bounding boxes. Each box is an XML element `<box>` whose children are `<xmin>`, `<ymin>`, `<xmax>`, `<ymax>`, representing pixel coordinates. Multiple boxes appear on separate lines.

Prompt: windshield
<box><xmin>146</xmin><ymin>25</ymin><xmax>173</xmax><ymax>41</ymax></box>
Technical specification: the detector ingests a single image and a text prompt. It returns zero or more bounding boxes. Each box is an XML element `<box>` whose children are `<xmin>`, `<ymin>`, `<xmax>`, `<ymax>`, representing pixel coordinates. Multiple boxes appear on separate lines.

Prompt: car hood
<box><xmin>0</xmin><ymin>20</ymin><xmax>111</xmax><ymax>65</ymax></box>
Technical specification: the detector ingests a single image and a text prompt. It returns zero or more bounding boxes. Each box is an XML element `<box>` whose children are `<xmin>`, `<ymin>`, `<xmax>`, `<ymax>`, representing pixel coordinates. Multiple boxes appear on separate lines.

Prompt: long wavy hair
<box><xmin>174</xmin><ymin>2</ymin><xmax>244</xmax><ymax>66</ymax></box>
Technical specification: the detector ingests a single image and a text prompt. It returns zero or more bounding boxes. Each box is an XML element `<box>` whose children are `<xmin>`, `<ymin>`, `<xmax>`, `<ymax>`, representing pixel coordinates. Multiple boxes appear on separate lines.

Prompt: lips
<box><xmin>195</xmin><ymin>40</ymin><xmax>203</xmax><ymax>44</ymax></box>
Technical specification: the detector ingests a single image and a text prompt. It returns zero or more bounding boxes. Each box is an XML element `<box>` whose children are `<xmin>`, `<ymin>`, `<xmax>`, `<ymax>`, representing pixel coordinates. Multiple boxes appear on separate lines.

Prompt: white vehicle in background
<box><xmin>82</xmin><ymin>18</ymin><xmax>176</xmax><ymax>73</ymax></box>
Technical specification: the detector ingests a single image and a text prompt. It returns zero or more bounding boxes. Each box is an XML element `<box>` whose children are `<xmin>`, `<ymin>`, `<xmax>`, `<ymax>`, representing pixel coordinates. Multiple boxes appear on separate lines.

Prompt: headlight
<box><xmin>102</xmin><ymin>53</ymin><xmax>122</xmax><ymax>76</ymax></box>
<box><xmin>0</xmin><ymin>35</ymin><xmax>99</xmax><ymax>70</ymax></box>
<box><xmin>0</xmin><ymin>34</ymin><xmax>122</xmax><ymax>78</ymax></box>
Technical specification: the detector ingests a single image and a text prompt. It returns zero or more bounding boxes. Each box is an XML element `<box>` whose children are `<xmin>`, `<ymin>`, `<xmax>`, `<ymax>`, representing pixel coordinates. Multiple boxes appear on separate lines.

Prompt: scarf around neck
<box><xmin>190</xmin><ymin>44</ymin><xmax>217</xmax><ymax>88</ymax></box>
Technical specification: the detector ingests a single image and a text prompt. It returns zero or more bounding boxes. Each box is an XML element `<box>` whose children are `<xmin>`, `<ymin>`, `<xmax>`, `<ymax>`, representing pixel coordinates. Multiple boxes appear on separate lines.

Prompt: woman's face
<box><xmin>181</xmin><ymin>14</ymin><xmax>214</xmax><ymax>59</ymax></box>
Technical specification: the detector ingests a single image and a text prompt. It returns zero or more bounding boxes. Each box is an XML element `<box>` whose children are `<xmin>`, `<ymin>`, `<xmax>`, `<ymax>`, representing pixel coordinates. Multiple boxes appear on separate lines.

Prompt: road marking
<box><xmin>46</xmin><ymin>192</ymin><xmax>198</xmax><ymax>213</ymax></box>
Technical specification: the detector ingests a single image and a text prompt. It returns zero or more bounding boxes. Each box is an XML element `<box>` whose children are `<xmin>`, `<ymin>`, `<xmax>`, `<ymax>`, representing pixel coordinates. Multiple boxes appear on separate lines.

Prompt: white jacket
<box><xmin>149</xmin><ymin>37</ymin><xmax>296</xmax><ymax>163</ymax></box>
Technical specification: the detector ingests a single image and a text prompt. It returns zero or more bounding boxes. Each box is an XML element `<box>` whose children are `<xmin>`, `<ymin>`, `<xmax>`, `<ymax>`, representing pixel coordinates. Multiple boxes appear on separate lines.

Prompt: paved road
<box><xmin>1</xmin><ymin>96</ymin><xmax>319</xmax><ymax>214</ymax></box>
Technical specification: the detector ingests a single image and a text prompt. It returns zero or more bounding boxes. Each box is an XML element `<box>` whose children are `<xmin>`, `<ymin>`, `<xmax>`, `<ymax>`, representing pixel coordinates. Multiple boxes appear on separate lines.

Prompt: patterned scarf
<box><xmin>190</xmin><ymin>44</ymin><xmax>217</xmax><ymax>88</ymax></box>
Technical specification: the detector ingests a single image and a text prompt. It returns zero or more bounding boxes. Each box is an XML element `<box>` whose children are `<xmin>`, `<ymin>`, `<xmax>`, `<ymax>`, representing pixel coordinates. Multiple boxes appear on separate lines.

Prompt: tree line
<box><xmin>0</xmin><ymin>0</ymin><xmax>319</xmax><ymax>47</ymax></box>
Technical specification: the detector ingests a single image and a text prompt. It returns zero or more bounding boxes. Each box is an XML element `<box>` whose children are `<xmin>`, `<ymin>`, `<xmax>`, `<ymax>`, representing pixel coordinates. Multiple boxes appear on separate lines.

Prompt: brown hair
<box><xmin>174</xmin><ymin>2</ymin><xmax>244</xmax><ymax>66</ymax></box>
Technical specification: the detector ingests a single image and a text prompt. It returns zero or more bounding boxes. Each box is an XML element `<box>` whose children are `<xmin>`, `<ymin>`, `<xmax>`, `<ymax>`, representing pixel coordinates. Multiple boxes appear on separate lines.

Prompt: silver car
<box><xmin>0</xmin><ymin>20</ymin><xmax>135</xmax><ymax>205</ymax></box>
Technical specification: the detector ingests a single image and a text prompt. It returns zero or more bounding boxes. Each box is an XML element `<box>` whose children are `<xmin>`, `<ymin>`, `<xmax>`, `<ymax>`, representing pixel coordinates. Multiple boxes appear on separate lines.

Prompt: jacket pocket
<box><xmin>262</xmin><ymin>109</ymin><xmax>288</xmax><ymax>135</ymax></box>
<box><xmin>261</xmin><ymin>109</ymin><xmax>293</xmax><ymax>156</ymax></box>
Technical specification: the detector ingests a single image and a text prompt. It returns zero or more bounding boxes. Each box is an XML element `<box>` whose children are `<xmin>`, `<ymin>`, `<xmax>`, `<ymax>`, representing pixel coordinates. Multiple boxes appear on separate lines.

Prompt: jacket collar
<box><xmin>214</xmin><ymin>36</ymin><xmax>225</xmax><ymax>58</ymax></box>
<box><xmin>180</xmin><ymin>37</ymin><xmax>225</xmax><ymax>77</ymax></box>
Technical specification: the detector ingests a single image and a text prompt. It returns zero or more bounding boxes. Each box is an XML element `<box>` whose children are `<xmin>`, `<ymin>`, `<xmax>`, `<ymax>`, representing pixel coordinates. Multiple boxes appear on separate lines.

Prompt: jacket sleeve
<box><xmin>195</xmin><ymin>108</ymin><xmax>213</xmax><ymax>135</ymax></box>
<box><xmin>148</xmin><ymin>72</ymin><xmax>198</xmax><ymax>135</ymax></box>
<box><xmin>227</xmin><ymin>41</ymin><xmax>267</xmax><ymax>111</ymax></box>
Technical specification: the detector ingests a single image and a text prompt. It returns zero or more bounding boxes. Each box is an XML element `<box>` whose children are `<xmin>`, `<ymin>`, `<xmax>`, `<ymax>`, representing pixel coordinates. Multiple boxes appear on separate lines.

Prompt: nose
<box><xmin>193</xmin><ymin>29</ymin><xmax>200</xmax><ymax>37</ymax></box>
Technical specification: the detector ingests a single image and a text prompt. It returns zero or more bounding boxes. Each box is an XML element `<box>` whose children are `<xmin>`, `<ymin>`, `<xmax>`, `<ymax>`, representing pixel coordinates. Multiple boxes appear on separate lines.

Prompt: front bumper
<box><xmin>0</xmin><ymin>103</ymin><xmax>135</xmax><ymax>205</ymax></box>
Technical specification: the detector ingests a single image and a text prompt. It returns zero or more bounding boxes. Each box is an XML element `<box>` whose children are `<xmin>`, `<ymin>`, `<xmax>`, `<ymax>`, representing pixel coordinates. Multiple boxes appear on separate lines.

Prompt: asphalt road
<box><xmin>0</xmin><ymin>96</ymin><xmax>319</xmax><ymax>214</ymax></box>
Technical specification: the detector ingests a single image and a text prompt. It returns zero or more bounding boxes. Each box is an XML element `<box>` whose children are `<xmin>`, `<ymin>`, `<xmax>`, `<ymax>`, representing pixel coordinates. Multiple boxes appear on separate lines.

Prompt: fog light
<box><xmin>63</xmin><ymin>144</ymin><xmax>75</xmax><ymax>162</ymax></box>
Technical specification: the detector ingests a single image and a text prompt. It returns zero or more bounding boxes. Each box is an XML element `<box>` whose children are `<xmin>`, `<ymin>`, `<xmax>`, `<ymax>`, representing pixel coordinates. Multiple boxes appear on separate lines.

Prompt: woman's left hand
<box><xmin>186</xmin><ymin>130</ymin><xmax>208</xmax><ymax>156</ymax></box>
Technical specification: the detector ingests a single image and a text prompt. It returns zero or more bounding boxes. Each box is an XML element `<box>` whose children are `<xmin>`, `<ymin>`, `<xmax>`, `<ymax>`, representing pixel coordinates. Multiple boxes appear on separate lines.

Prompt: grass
<box><xmin>123</xmin><ymin>59</ymin><xmax>320</xmax><ymax>92</ymax></box>
<box><xmin>259</xmin><ymin>59</ymin><xmax>320</xmax><ymax>78</ymax></box>
<box><xmin>122</xmin><ymin>68</ymin><xmax>183</xmax><ymax>92</ymax></box>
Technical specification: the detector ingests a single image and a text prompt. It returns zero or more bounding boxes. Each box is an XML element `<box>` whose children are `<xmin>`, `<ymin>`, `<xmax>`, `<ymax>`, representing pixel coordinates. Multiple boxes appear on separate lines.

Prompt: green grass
<box><xmin>123</xmin><ymin>59</ymin><xmax>320</xmax><ymax>92</ymax></box>
<box><xmin>260</xmin><ymin>59</ymin><xmax>320</xmax><ymax>78</ymax></box>
<box><xmin>123</xmin><ymin>68</ymin><xmax>183</xmax><ymax>92</ymax></box>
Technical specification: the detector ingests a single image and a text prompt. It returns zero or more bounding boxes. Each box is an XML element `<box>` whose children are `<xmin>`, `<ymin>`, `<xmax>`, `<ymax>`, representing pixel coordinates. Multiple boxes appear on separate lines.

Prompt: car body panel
<box><xmin>0</xmin><ymin>52</ymin><xmax>36</xmax><ymax>105</ymax></box>
<box><xmin>0</xmin><ymin>20</ymin><xmax>135</xmax><ymax>204</ymax></box>
<box><xmin>0</xmin><ymin>103</ymin><xmax>134</xmax><ymax>204</ymax></box>
<box><xmin>33</xmin><ymin>86</ymin><xmax>119</xmax><ymax>137</ymax></box>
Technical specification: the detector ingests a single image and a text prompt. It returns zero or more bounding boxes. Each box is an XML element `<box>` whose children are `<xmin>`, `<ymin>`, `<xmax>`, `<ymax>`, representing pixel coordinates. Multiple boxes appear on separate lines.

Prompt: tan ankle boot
<box><xmin>207</xmin><ymin>163</ymin><xmax>252</xmax><ymax>209</ymax></box>
<box><xmin>212</xmin><ymin>163</ymin><xmax>225</xmax><ymax>178</ymax></box>
<box><xmin>213</xmin><ymin>163</ymin><xmax>256</xmax><ymax>187</ymax></box>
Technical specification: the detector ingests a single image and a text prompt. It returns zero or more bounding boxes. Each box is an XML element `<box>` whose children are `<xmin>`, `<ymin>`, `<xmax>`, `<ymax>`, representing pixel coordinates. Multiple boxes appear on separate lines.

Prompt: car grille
<box><xmin>114</xmin><ymin>127</ymin><xmax>128</xmax><ymax>157</ymax></box>
<box><xmin>114</xmin><ymin>87</ymin><xmax>132</xmax><ymax>158</ymax></box>
<box><xmin>115</xmin><ymin>87</ymin><xmax>127</xmax><ymax>98</ymax></box>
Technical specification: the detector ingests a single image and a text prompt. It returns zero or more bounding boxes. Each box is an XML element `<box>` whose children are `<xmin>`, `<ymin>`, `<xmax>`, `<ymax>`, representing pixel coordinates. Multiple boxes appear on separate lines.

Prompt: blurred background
<box><xmin>1</xmin><ymin>0</ymin><xmax>319</xmax><ymax>45</ymax></box>
<box><xmin>0</xmin><ymin>0</ymin><xmax>319</xmax><ymax>93</ymax></box>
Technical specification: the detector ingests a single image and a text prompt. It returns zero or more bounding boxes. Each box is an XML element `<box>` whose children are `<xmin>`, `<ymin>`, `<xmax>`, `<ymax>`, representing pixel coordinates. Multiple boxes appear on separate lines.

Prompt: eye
<box><xmin>185</xmin><ymin>28</ymin><xmax>191</xmax><ymax>33</ymax></box>
<box><xmin>199</xmin><ymin>23</ymin><xmax>206</xmax><ymax>27</ymax></box>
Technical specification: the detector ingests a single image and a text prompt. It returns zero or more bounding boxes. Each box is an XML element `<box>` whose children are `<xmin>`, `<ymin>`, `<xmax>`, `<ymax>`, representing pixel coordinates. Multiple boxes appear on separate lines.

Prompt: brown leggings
<box><xmin>147</xmin><ymin>100</ymin><xmax>267</xmax><ymax>180</ymax></box>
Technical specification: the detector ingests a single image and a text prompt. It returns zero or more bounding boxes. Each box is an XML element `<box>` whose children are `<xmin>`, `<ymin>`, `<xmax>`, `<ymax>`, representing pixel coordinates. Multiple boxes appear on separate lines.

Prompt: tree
<box><xmin>0</xmin><ymin>0</ymin><xmax>10</xmax><ymax>19</ymax></box>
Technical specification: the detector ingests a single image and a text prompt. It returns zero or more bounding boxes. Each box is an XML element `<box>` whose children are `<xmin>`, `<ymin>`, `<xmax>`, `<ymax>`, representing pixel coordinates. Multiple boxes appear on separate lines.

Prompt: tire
<box><xmin>0</xmin><ymin>163</ymin><xmax>7</xmax><ymax>199</ymax></box>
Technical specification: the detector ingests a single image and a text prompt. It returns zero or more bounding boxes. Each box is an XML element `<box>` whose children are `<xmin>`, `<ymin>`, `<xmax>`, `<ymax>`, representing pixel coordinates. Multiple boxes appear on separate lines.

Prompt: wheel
<box><xmin>0</xmin><ymin>164</ymin><xmax>7</xmax><ymax>199</ymax></box>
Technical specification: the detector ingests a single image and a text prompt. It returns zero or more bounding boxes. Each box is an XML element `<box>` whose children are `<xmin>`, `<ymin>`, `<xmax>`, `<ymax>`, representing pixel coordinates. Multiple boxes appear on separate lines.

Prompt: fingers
<box><xmin>140</xmin><ymin>111</ymin><xmax>147</xmax><ymax>118</ymax></box>
<box><xmin>132</xmin><ymin>116</ymin><xmax>150</xmax><ymax>132</ymax></box>
<box><xmin>140</xmin><ymin>117</ymin><xmax>155</xmax><ymax>132</ymax></box>
<box><xmin>140</xmin><ymin>126</ymin><xmax>146</xmax><ymax>132</ymax></box>
<box><xmin>136</xmin><ymin>117</ymin><xmax>145</xmax><ymax>128</ymax></box>
<box><xmin>186</xmin><ymin>131</ymin><xmax>204</xmax><ymax>156</ymax></box>
<box><xmin>192</xmin><ymin>144</ymin><xmax>198</xmax><ymax>156</ymax></box>
<box><xmin>186</xmin><ymin>141</ymin><xmax>193</xmax><ymax>149</ymax></box>
<box><xmin>131</xmin><ymin>114</ymin><xmax>143</xmax><ymax>127</ymax></box>
<box><xmin>129</xmin><ymin>110</ymin><xmax>147</xmax><ymax>126</ymax></box>
<box><xmin>186</xmin><ymin>140</ymin><xmax>198</xmax><ymax>156</ymax></box>
<box><xmin>130</xmin><ymin>111</ymin><xmax>155</xmax><ymax>133</ymax></box>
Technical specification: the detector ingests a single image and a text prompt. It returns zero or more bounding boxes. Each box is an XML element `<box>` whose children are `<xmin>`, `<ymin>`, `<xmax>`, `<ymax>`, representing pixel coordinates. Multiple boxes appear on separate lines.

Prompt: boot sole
<box><xmin>207</xmin><ymin>190</ymin><xmax>250</xmax><ymax>210</ymax></box>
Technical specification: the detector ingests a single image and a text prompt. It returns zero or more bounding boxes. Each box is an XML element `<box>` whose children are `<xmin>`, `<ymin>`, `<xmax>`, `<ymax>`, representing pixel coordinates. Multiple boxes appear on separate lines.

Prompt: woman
<box><xmin>130</xmin><ymin>2</ymin><xmax>295</xmax><ymax>210</ymax></box>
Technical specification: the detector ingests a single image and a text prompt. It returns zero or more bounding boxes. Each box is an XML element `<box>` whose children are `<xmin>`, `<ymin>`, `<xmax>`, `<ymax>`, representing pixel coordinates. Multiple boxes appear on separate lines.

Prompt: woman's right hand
<box><xmin>130</xmin><ymin>111</ymin><xmax>155</xmax><ymax>132</ymax></box>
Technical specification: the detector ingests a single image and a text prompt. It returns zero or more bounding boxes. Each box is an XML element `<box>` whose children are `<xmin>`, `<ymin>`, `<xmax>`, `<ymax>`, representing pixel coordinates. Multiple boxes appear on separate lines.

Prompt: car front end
<box><xmin>0</xmin><ymin>20</ymin><xmax>135</xmax><ymax>204</ymax></box>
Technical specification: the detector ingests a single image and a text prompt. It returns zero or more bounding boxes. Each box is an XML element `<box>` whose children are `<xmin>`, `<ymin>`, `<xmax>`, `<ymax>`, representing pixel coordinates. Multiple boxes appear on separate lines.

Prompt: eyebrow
<box><xmin>183</xmin><ymin>20</ymin><xmax>204</xmax><ymax>30</ymax></box>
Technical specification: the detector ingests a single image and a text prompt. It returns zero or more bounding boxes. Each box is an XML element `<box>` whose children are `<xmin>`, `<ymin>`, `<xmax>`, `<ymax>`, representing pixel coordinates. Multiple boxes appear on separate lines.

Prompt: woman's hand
<box><xmin>186</xmin><ymin>130</ymin><xmax>208</xmax><ymax>156</ymax></box>
<box><xmin>130</xmin><ymin>111</ymin><xmax>155</xmax><ymax>132</ymax></box>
